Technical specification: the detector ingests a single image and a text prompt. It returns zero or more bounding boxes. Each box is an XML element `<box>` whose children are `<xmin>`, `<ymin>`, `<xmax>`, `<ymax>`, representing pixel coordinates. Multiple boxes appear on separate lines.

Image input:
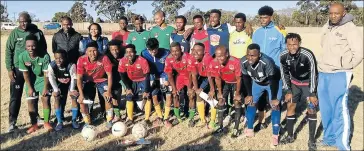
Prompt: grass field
<box><xmin>1</xmin><ymin>28</ymin><xmax>363</xmax><ymax>150</ymax></box>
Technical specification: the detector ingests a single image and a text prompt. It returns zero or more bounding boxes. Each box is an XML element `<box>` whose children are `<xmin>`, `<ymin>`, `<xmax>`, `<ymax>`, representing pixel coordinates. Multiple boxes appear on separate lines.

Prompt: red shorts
<box><xmin>176</xmin><ymin>75</ymin><xmax>189</xmax><ymax>91</ymax></box>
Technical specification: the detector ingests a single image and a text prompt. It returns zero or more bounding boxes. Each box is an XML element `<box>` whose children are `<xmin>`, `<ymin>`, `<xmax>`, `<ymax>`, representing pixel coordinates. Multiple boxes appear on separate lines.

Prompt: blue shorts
<box><xmin>83</xmin><ymin>81</ymin><xmax>108</xmax><ymax>100</ymax></box>
<box><xmin>126</xmin><ymin>81</ymin><xmax>146</xmax><ymax>101</ymax></box>
<box><xmin>252</xmin><ymin>80</ymin><xmax>283</xmax><ymax>104</ymax></box>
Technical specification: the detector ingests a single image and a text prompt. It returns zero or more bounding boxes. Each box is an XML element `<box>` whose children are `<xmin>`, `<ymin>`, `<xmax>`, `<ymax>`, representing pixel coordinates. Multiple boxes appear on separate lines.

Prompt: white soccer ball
<box><xmin>81</xmin><ymin>125</ymin><xmax>97</xmax><ymax>141</ymax></box>
<box><xmin>112</xmin><ymin>122</ymin><xmax>127</xmax><ymax>137</ymax></box>
<box><xmin>132</xmin><ymin>123</ymin><xmax>147</xmax><ymax>139</ymax></box>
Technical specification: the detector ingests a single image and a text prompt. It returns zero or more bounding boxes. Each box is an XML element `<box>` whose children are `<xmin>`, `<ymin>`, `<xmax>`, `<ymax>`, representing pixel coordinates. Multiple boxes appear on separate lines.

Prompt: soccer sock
<box><xmin>55</xmin><ymin>108</ymin><xmax>62</xmax><ymax>124</ymax></box>
<box><xmin>234</xmin><ymin>107</ymin><xmax>242</xmax><ymax>129</ymax></box>
<box><xmin>210</xmin><ymin>107</ymin><xmax>217</xmax><ymax>123</ymax></box>
<box><xmin>286</xmin><ymin>115</ymin><xmax>295</xmax><ymax>137</ymax></box>
<box><xmin>71</xmin><ymin>108</ymin><xmax>78</xmax><ymax>121</ymax></box>
<box><xmin>43</xmin><ymin>109</ymin><xmax>50</xmax><ymax>123</ymax></box>
<box><xmin>173</xmin><ymin>108</ymin><xmax>181</xmax><ymax>120</ymax></box>
<box><xmin>164</xmin><ymin>106</ymin><xmax>171</xmax><ymax>120</ymax></box>
<box><xmin>144</xmin><ymin>100</ymin><xmax>152</xmax><ymax>120</ymax></box>
<box><xmin>154</xmin><ymin>104</ymin><xmax>163</xmax><ymax>118</ymax></box>
<box><xmin>196</xmin><ymin>101</ymin><xmax>206</xmax><ymax>123</ymax></box>
<box><xmin>188</xmin><ymin>108</ymin><xmax>196</xmax><ymax>120</ymax></box>
<box><xmin>82</xmin><ymin>113</ymin><xmax>91</xmax><ymax>124</ymax></box>
<box><xmin>246</xmin><ymin>106</ymin><xmax>257</xmax><ymax>129</ymax></box>
<box><xmin>29</xmin><ymin>111</ymin><xmax>38</xmax><ymax>125</ymax></box>
<box><xmin>113</xmin><ymin>108</ymin><xmax>121</xmax><ymax>117</ymax></box>
<box><xmin>217</xmin><ymin>108</ymin><xmax>224</xmax><ymax>128</ymax></box>
<box><xmin>106</xmin><ymin>108</ymin><xmax>113</xmax><ymax>122</ymax></box>
<box><xmin>126</xmin><ymin>101</ymin><xmax>134</xmax><ymax>121</ymax></box>
<box><xmin>308</xmin><ymin>114</ymin><xmax>317</xmax><ymax>142</ymax></box>
<box><xmin>271</xmin><ymin>109</ymin><xmax>281</xmax><ymax>135</ymax></box>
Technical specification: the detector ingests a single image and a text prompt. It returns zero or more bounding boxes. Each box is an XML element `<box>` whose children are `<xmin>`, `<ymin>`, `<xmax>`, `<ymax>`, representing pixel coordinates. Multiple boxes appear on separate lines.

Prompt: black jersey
<box><xmin>280</xmin><ymin>47</ymin><xmax>318</xmax><ymax>95</ymax></box>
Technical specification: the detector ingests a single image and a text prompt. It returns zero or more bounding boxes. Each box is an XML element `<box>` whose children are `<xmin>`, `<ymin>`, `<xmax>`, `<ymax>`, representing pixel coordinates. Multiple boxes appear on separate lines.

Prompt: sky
<box><xmin>3</xmin><ymin>1</ymin><xmax>364</xmax><ymax>22</ymax></box>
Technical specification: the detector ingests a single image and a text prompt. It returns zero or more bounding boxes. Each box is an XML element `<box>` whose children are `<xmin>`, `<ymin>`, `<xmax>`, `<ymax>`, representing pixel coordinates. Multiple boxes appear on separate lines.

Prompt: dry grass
<box><xmin>1</xmin><ymin>29</ymin><xmax>363</xmax><ymax>150</ymax></box>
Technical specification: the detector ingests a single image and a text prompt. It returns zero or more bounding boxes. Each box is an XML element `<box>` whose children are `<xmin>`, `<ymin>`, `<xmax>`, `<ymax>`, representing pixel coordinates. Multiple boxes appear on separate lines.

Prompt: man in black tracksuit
<box><xmin>5</xmin><ymin>12</ymin><xmax>47</xmax><ymax>132</ymax></box>
<box><xmin>279</xmin><ymin>33</ymin><xmax>318</xmax><ymax>150</ymax></box>
<box><xmin>52</xmin><ymin>16</ymin><xmax>82</xmax><ymax>64</ymax></box>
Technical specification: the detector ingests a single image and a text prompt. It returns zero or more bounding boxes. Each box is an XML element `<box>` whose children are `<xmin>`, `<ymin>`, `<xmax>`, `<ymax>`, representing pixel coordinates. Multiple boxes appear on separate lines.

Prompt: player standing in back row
<box><xmin>150</xmin><ymin>11</ymin><xmax>175</xmax><ymax>50</ymax></box>
<box><xmin>279</xmin><ymin>33</ymin><xmax>318</xmax><ymax>150</ymax></box>
<box><xmin>170</xmin><ymin>15</ymin><xmax>192</xmax><ymax>53</ymax></box>
<box><xmin>126</xmin><ymin>15</ymin><xmax>150</xmax><ymax>55</ymax></box>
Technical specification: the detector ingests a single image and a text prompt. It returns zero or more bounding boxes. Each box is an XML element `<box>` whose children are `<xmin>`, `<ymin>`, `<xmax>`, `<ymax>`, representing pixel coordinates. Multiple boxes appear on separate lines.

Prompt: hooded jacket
<box><xmin>252</xmin><ymin>21</ymin><xmax>286</xmax><ymax>66</ymax></box>
<box><xmin>5</xmin><ymin>24</ymin><xmax>47</xmax><ymax>71</ymax></box>
<box><xmin>319</xmin><ymin>14</ymin><xmax>363</xmax><ymax>73</ymax></box>
<box><xmin>52</xmin><ymin>28</ymin><xmax>82</xmax><ymax>64</ymax></box>
<box><xmin>79</xmin><ymin>35</ymin><xmax>109</xmax><ymax>55</ymax></box>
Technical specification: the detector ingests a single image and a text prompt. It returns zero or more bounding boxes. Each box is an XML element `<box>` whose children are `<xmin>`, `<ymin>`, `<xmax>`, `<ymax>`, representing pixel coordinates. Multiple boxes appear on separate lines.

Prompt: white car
<box><xmin>1</xmin><ymin>23</ymin><xmax>17</xmax><ymax>30</ymax></box>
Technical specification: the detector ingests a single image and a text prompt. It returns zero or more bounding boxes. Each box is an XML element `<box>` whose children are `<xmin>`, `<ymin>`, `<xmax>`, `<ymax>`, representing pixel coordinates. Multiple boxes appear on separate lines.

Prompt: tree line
<box><xmin>1</xmin><ymin>0</ymin><xmax>362</xmax><ymax>26</ymax></box>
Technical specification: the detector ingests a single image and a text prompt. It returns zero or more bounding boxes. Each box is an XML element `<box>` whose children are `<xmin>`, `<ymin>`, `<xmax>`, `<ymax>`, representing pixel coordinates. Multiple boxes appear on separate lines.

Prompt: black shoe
<box><xmin>172</xmin><ymin>118</ymin><xmax>182</xmax><ymax>126</ymax></box>
<box><xmin>308</xmin><ymin>141</ymin><xmax>317</xmax><ymax>151</ymax></box>
<box><xmin>280</xmin><ymin>135</ymin><xmax>295</xmax><ymax>144</ymax></box>
<box><xmin>8</xmin><ymin>124</ymin><xmax>18</xmax><ymax>133</ymax></box>
<box><xmin>188</xmin><ymin>119</ymin><xmax>195</xmax><ymax>127</ymax></box>
<box><xmin>231</xmin><ymin>129</ymin><xmax>241</xmax><ymax>138</ymax></box>
<box><xmin>212</xmin><ymin>126</ymin><xmax>224</xmax><ymax>136</ymax></box>
<box><xmin>258</xmin><ymin>122</ymin><xmax>268</xmax><ymax>129</ymax></box>
<box><xmin>143</xmin><ymin>120</ymin><xmax>153</xmax><ymax>128</ymax></box>
<box><xmin>125</xmin><ymin>119</ymin><xmax>134</xmax><ymax>127</ymax></box>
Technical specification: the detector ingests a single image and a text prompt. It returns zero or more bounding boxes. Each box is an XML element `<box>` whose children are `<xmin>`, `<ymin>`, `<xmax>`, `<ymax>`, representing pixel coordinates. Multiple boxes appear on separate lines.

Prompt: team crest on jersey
<box><xmin>132</xmin><ymin>37</ymin><xmax>137</xmax><ymax>41</ymax></box>
<box><xmin>25</xmin><ymin>62</ymin><xmax>31</xmax><ymax>66</ymax></box>
<box><xmin>143</xmin><ymin>37</ymin><xmax>146</xmax><ymax>39</ymax></box>
<box><xmin>154</xmin><ymin>33</ymin><xmax>158</xmax><ymax>38</ymax></box>
<box><xmin>83</xmin><ymin>62</ymin><xmax>87</xmax><ymax>65</ymax></box>
<box><xmin>136</xmin><ymin>64</ymin><xmax>141</xmax><ymax>68</ymax></box>
<box><xmin>182</xmin><ymin>59</ymin><xmax>186</xmax><ymax>64</ymax></box>
<box><xmin>215</xmin><ymin>66</ymin><xmax>219</xmax><ymax>68</ymax></box>
<box><xmin>97</xmin><ymin>62</ymin><xmax>102</xmax><ymax>66</ymax></box>
<box><xmin>181</xmin><ymin>46</ymin><xmax>185</xmax><ymax>51</ymax></box>
<box><xmin>38</xmin><ymin>63</ymin><xmax>42</xmax><ymax>65</ymax></box>
<box><xmin>210</xmin><ymin>34</ymin><xmax>220</xmax><ymax>46</ymax></box>
<box><xmin>125</xmin><ymin>63</ymin><xmax>129</xmax><ymax>66</ymax></box>
<box><xmin>58</xmin><ymin>78</ymin><xmax>70</xmax><ymax>84</ymax></box>
<box><xmin>17</xmin><ymin>38</ymin><xmax>23</xmax><ymax>41</ymax></box>
<box><xmin>233</xmin><ymin>38</ymin><xmax>246</xmax><ymax>45</ymax></box>
<box><xmin>188</xmin><ymin>60</ymin><xmax>192</xmax><ymax>64</ymax></box>
<box><xmin>103</xmin><ymin>45</ymin><xmax>106</xmax><ymax>50</ymax></box>
<box><xmin>218</xmin><ymin>28</ymin><xmax>222</xmax><ymax>32</ymax></box>
<box><xmin>160</xmin><ymin>58</ymin><xmax>165</xmax><ymax>64</ymax></box>
<box><xmin>182</xmin><ymin>39</ymin><xmax>186</xmax><ymax>43</ymax></box>
<box><xmin>229</xmin><ymin>65</ymin><xmax>234</xmax><ymax>70</ymax></box>
<box><xmin>64</xmin><ymin>73</ymin><xmax>69</xmax><ymax>76</ymax></box>
<box><xmin>166</xmin><ymin>33</ymin><xmax>170</xmax><ymax>36</ymax></box>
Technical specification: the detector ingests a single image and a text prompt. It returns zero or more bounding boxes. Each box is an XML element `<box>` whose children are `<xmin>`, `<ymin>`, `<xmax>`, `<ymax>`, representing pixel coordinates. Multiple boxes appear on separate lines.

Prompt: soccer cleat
<box><xmin>308</xmin><ymin>141</ymin><xmax>317</xmax><ymax>151</ymax></box>
<box><xmin>55</xmin><ymin>123</ymin><xmax>63</xmax><ymax>131</ymax></box>
<box><xmin>272</xmin><ymin>135</ymin><xmax>279</xmax><ymax>146</ymax></box>
<box><xmin>153</xmin><ymin>118</ymin><xmax>163</xmax><ymax>127</ymax></box>
<box><xmin>37</xmin><ymin>118</ymin><xmax>44</xmax><ymax>126</ymax></box>
<box><xmin>105</xmin><ymin>121</ymin><xmax>113</xmax><ymax>129</ymax></box>
<box><xmin>231</xmin><ymin>129</ymin><xmax>241</xmax><ymax>138</ymax></box>
<box><xmin>164</xmin><ymin>120</ymin><xmax>173</xmax><ymax>128</ymax></box>
<box><xmin>280</xmin><ymin>135</ymin><xmax>295</xmax><ymax>144</ymax></box>
<box><xmin>258</xmin><ymin>122</ymin><xmax>268</xmax><ymax>129</ymax></box>
<box><xmin>212</xmin><ymin>126</ymin><xmax>224</xmax><ymax>136</ymax></box>
<box><xmin>112</xmin><ymin>116</ymin><xmax>121</xmax><ymax>123</ymax></box>
<box><xmin>188</xmin><ymin>120</ymin><xmax>195</xmax><ymax>128</ymax></box>
<box><xmin>223</xmin><ymin>115</ymin><xmax>231</xmax><ymax>126</ymax></box>
<box><xmin>208</xmin><ymin>121</ymin><xmax>217</xmax><ymax>129</ymax></box>
<box><xmin>43</xmin><ymin>122</ymin><xmax>53</xmax><ymax>132</ymax></box>
<box><xmin>8</xmin><ymin>124</ymin><xmax>18</xmax><ymax>133</ymax></box>
<box><xmin>172</xmin><ymin>118</ymin><xmax>182</xmax><ymax>126</ymax></box>
<box><xmin>242</xmin><ymin>129</ymin><xmax>254</xmax><ymax>138</ymax></box>
<box><xmin>72</xmin><ymin>120</ymin><xmax>80</xmax><ymax>129</ymax></box>
<box><xmin>142</xmin><ymin>120</ymin><xmax>153</xmax><ymax>128</ymax></box>
<box><xmin>124</xmin><ymin>119</ymin><xmax>134</xmax><ymax>126</ymax></box>
<box><xmin>27</xmin><ymin>124</ymin><xmax>39</xmax><ymax>134</ymax></box>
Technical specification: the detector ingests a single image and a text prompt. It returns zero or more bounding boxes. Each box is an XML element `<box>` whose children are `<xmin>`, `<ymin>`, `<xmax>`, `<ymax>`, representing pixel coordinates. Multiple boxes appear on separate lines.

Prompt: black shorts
<box><xmin>222</xmin><ymin>82</ymin><xmax>237</xmax><ymax>106</ymax></box>
<box><xmin>198</xmin><ymin>76</ymin><xmax>210</xmax><ymax>93</ymax></box>
<box><xmin>291</xmin><ymin>84</ymin><xmax>315</xmax><ymax>109</ymax></box>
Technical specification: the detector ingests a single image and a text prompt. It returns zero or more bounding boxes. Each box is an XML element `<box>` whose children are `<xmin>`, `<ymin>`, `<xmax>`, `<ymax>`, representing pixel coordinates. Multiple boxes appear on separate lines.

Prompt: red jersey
<box><xmin>164</xmin><ymin>53</ymin><xmax>194</xmax><ymax>77</ymax></box>
<box><xmin>191</xmin><ymin>29</ymin><xmax>210</xmax><ymax>55</ymax></box>
<box><xmin>189</xmin><ymin>55</ymin><xmax>213</xmax><ymax>77</ymax></box>
<box><xmin>208</xmin><ymin>56</ymin><xmax>241</xmax><ymax>83</ymax></box>
<box><xmin>118</xmin><ymin>56</ymin><xmax>149</xmax><ymax>82</ymax></box>
<box><xmin>112</xmin><ymin>31</ymin><xmax>130</xmax><ymax>46</ymax></box>
<box><xmin>77</xmin><ymin>55</ymin><xmax>112</xmax><ymax>83</ymax></box>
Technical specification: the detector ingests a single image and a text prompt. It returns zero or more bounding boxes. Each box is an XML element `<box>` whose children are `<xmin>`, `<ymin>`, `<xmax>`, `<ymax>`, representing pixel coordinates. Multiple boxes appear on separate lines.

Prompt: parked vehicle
<box><xmin>43</xmin><ymin>23</ymin><xmax>61</xmax><ymax>30</ymax></box>
<box><xmin>1</xmin><ymin>23</ymin><xmax>17</xmax><ymax>30</ymax></box>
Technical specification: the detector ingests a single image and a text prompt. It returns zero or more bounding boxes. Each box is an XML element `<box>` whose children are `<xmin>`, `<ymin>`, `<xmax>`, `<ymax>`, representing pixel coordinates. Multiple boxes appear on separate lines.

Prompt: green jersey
<box><xmin>149</xmin><ymin>25</ymin><xmax>175</xmax><ymax>50</ymax></box>
<box><xmin>19</xmin><ymin>51</ymin><xmax>50</xmax><ymax>93</ymax></box>
<box><xmin>126</xmin><ymin>30</ymin><xmax>151</xmax><ymax>55</ymax></box>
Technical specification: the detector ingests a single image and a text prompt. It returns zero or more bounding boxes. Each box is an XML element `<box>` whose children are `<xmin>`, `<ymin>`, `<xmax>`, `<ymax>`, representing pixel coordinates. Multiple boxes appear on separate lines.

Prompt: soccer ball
<box><xmin>132</xmin><ymin>123</ymin><xmax>147</xmax><ymax>139</ymax></box>
<box><xmin>112</xmin><ymin>122</ymin><xmax>127</xmax><ymax>137</ymax></box>
<box><xmin>81</xmin><ymin>125</ymin><xmax>97</xmax><ymax>141</ymax></box>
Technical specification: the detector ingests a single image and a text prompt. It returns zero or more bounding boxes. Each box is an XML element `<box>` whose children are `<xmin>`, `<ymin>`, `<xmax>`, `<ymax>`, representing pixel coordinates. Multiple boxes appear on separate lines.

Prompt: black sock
<box><xmin>218</xmin><ymin>108</ymin><xmax>224</xmax><ymax>128</ymax></box>
<box><xmin>308</xmin><ymin>114</ymin><xmax>317</xmax><ymax>142</ymax></box>
<box><xmin>234</xmin><ymin>107</ymin><xmax>242</xmax><ymax>129</ymax></box>
<box><xmin>286</xmin><ymin>115</ymin><xmax>295</xmax><ymax>137</ymax></box>
<box><xmin>29</xmin><ymin>111</ymin><xmax>38</xmax><ymax>125</ymax></box>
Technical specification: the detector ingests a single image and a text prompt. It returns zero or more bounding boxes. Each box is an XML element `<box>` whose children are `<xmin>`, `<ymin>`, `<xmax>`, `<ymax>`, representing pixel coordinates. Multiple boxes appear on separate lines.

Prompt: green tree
<box><xmin>296</xmin><ymin>0</ymin><xmax>319</xmax><ymax>25</ymax></box>
<box><xmin>151</xmin><ymin>0</ymin><xmax>185</xmax><ymax>23</ymax></box>
<box><xmin>318</xmin><ymin>0</ymin><xmax>357</xmax><ymax>14</ymax></box>
<box><xmin>90</xmin><ymin>0</ymin><xmax>137</xmax><ymax>23</ymax></box>
<box><xmin>68</xmin><ymin>1</ymin><xmax>87</xmax><ymax>22</ymax></box>
<box><xmin>1</xmin><ymin>3</ymin><xmax>9</xmax><ymax>22</ymax></box>
<box><xmin>95</xmin><ymin>17</ymin><xmax>104</xmax><ymax>23</ymax></box>
<box><xmin>86</xmin><ymin>14</ymin><xmax>94</xmax><ymax>23</ymax></box>
<box><xmin>183</xmin><ymin>5</ymin><xmax>204</xmax><ymax>24</ymax></box>
<box><xmin>350</xmin><ymin>7</ymin><xmax>363</xmax><ymax>26</ymax></box>
<box><xmin>52</xmin><ymin>12</ymin><xmax>68</xmax><ymax>22</ymax></box>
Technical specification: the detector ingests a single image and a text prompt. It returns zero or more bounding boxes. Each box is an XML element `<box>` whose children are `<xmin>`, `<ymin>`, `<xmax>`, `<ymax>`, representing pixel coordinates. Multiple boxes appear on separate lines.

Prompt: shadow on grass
<box><xmin>347</xmin><ymin>85</ymin><xmax>363</xmax><ymax>144</ymax></box>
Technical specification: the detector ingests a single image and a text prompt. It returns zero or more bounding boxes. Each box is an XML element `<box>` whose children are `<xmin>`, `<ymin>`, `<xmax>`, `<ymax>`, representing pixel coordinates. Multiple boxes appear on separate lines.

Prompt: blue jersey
<box><xmin>207</xmin><ymin>23</ymin><xmax>230</xmax><ymax>56</ymax></box>
<box><xmin>171</xmin><ymin>33</ymin><xmax>191</xmax><ymax>53</ymax></box>
<box><xmin>141</xmin><ymin>48</ymin><xmax>169</xmax><ymax>81</ymax></box>
<box><xmin>80</xmin><ymin>36</ymin><xmax>109</xmax><ymax>55</ymax></box>
<box><xmin>252</xmin><ymin>21</ymin><xmax>285</xmax><ymax>66</ymax></box>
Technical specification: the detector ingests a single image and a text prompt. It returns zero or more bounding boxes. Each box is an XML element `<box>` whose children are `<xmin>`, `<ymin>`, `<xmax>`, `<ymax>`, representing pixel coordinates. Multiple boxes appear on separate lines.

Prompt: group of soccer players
<box><xmin>7</xmin><ymin>5</ymin><xmax>324</xmax><ymax>150</ymax></box>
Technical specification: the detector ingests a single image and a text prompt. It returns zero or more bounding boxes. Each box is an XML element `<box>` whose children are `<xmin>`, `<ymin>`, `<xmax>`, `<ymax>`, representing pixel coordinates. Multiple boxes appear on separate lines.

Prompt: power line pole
<box><xmin>13</xmin><ymin>12</ymin><xmax>16</xmax><ymax>22</ymax></box>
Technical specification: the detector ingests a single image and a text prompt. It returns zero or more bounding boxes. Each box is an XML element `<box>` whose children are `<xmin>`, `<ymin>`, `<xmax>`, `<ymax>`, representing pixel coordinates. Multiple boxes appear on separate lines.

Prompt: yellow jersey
<box><xmin>229</xmin><ymin>30</ymin><xmax>252</xmax><ymax>59</ymax></box>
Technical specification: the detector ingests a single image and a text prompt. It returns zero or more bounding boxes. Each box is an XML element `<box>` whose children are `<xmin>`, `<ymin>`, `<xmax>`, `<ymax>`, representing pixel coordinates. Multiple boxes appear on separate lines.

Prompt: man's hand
<box><xmin>184</xmin><ymin>27</ymin><xmax>194</xmax><ymax>39</ymax></box>
<box><xmin>271</xmin><ymin>99</ymin><xmax>280</xmax><ymax>107</ymax></box>
<box><xmin>70</xmin><ymin>90</ymin><xmax>79</xmax><ymax>97</ymax></box>
<box><xmin>208</xmin><ymin>90</ymin><xmax>215</xmax><ymax>100</ymax></box>
<box><xmin>126</xmin><ymin>89</ymin><xmax>133</xmax><ymax>95</ymax></box>
<box><xmin>196</xmin><ymin>88</ymin><xmax>203</xmax><ymax>95</ymax></box>
<box><xmin>78</xmin><ymin>95</ymin><xmax>84</xmax><ymax>104</ymax></box>
<box><xmin>217</xmin><ymin>93</ymin><xmax>223</xmax><ymax>100</ymax></box>
<box><xmin>187</xmin><ymin>88</ymin><xmax>195</xmax><ymax>97</ymax></box>
<box><xmin>164</xmin><ymin>81</ymin><xmax>169</xmax><ymax>86</ymax></box>
<box><xmin>142</xmin><ymin>92</ymin><xmax>149</xmax><ymax>99</ymax></box>
<box><xmin>52</xmin><ymin>91</ymin><xmax>60</xmax><ymax>97</ymax></box>
<box><xmin>234</xmin><ymin>94</ymin><xmax>242</xmax><ymax>102</ymax></box>
<box><xmin>172</xmin><ymin>88</ymin><xmax>178</xmax><ymax>96</ymax></box>
<box><xmin>104</xmin><ymin>91</ymin><xmax>112</xmax><ymax>102</ymax></box>
<box><xmin>8</xmin><ymin>70</ymin><xmax>16</xmax><ymax>83</ymax></box>
<box><xmin>285</xmin><ymin>93</ymin><xmax>293</xmax><ymax>103</ymax></box>
<box><xmin>308</xmin><ymin>96</ymin><xmax>318</xmax><ymax>106</ymax></box>
<box><xmin>244</xmin><ymin>96</ymin><xmax>253</xmax><ymax>105</ymax></box>
<box><xmin>28</xmin><ymin>87</ymin><xmax>35</xmax><ymax>97</ymax></box>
